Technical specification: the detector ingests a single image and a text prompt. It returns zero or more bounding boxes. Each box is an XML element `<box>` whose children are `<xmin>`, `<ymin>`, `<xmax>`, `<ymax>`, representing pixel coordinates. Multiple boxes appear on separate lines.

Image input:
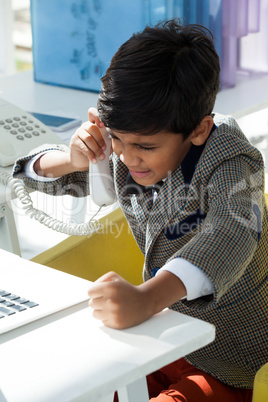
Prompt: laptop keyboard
<box><xmin>0</xmin><ymin>289</ymin><xmax>39</xmax><ymax>319</ymax></box>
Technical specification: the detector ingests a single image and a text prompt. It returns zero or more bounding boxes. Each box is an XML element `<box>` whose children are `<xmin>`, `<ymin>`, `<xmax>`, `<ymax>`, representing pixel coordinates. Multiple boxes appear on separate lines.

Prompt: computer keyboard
<box><xmin>0</xmin><ymin>289</ymin><xmax>38</xmax><ymax>319</ymax></box>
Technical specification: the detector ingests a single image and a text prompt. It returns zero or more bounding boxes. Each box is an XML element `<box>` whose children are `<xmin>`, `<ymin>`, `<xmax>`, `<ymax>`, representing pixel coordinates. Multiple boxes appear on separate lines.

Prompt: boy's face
<box><xmin>109</xmin><ymin>130</ymin><xmax>193</xmax><ymax>186</ymax></box>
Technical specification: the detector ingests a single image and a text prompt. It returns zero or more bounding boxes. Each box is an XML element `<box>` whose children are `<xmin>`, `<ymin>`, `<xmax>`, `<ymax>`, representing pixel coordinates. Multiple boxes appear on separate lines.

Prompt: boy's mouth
<box><xmin>129</xmin><ymin>169</ymin><xmax>151</xmax><ymax>178</ymax></box>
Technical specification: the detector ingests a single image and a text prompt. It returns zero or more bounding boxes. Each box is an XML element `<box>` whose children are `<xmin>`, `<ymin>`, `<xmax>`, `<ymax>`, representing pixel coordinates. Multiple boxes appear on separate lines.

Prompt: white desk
<box><xmin>0</xmin><ymin>71</ymin><xmax>99</xmax><ymax>126</ymax></box>
<box><xmin>0</xmin><ymin>305</ymin><xmax>215</xmax><ymax>402</ymax></box>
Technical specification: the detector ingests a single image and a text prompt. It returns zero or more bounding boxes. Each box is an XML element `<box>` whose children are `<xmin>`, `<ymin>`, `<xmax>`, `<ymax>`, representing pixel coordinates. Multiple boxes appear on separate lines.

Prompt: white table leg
<box><xmin>117</xmin><ymin>377</ymin><xmax>149</xmax><ymax>402</ymax></box>
<box><xmin>0</xmin><ymin>202</ymin><xmax>21</xmax><ymax>255</ymax></box>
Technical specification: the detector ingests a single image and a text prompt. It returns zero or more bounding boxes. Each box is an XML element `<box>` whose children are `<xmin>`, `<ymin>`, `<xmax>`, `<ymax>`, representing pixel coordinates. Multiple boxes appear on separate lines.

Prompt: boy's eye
<box><xmin>109</xmin><ymin>134</ymin><xmax>156</xmax><ymax>151</ymax></box>
<box><xmin>137</xmin><ymin>145</ymin><xmax>156</xmax><ymax>151</ymax></box>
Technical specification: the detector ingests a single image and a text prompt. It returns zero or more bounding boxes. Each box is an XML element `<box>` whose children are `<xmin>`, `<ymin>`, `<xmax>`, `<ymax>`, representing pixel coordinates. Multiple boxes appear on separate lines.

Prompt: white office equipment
<box><xmin>89</xmin><ymin>126</ymin><xmax>116</xmax><ymax>206</ymax></box>
<box><xmin>0</xmin><ymin>248</ymin><xmax>90</xmax><ymax>335</ymax></box>
<box><xmin>0</xmin><ymin>303</ymin><xmax>215</xmax><ymax>402</ymax></box>
<box><xmin>0</xmin><ymin>98</ymin><xmax>62</xmax><ymax>167</ymax></box>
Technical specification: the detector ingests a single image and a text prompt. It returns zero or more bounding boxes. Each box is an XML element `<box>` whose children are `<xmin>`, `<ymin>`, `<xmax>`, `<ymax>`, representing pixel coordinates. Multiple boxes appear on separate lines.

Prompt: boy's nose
<box><xmin>119</xmin><ymin>151</ymin><xmax>140</xmax><ymax>167</ymax></box>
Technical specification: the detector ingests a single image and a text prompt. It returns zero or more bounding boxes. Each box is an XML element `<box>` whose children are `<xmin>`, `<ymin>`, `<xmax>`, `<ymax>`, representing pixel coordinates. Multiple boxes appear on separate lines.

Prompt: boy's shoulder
<box><xmin>211</xmin><ymin>112</ymin><xmax>253</xmax><ymax>146</ymax></box>
<box><xmin>200</xmin><ymin>112</ymin><xmax>264</xmax><ymax>172</ymax></box>
<box><xmin>213</xmin><ymin>113</ymin><xmax>242</xmax><ymax>134</ymax></box>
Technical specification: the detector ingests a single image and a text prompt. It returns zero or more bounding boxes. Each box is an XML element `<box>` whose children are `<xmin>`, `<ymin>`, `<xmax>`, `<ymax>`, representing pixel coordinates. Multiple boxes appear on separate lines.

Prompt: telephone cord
<box><xmin>0</xmin><ymin>170</ymin><xmax>102</xmax><ymax>236</ymax></box>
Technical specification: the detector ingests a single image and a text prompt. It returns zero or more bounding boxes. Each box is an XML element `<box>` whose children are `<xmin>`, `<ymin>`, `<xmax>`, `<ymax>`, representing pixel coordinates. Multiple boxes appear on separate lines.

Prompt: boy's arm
<box><xmin>157</xmin><ymin>258</ymin><xmax>214</xmax><ymax>300</ymax></box>
<box><xmin>33</xmin><ymin>118</ymin><xmax>107</xmax><ymax>178</ymax></box>
<box><xmin>18</xmin><ymin>108</ymin><xmax>107</xmax><ymax>180</ymax></box>
<box><xmin>32</xmin><ymin>150</ymin><xmax>75</xmax><ymax>178</ymax></box>
<box><xmin>88</xmin><ymin>270</ymin><xmax>186</xmax><ymax>329</ymax></box>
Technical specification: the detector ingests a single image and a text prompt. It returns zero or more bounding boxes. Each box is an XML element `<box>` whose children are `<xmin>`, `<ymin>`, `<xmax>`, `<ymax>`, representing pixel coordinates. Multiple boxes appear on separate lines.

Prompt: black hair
<box><xmin>98</xmin><ymin>18</ymin><xmax>220</xmax><ymax>139</ymax></box>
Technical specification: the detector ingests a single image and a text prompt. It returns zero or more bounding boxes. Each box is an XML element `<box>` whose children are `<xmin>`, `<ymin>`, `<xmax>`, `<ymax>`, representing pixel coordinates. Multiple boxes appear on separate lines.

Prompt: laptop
<box><xmin>0</xmin><ymin>248</ymin><xmax>91</xmax><ymax>335</ymax></box>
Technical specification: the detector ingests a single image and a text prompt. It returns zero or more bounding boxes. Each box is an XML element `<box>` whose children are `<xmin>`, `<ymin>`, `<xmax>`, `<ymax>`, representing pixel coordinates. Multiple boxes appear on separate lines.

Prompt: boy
<box><xmin>14</xmin><ymin>20</ymin><xmax>267</xmax><ymax>401</ymax></box>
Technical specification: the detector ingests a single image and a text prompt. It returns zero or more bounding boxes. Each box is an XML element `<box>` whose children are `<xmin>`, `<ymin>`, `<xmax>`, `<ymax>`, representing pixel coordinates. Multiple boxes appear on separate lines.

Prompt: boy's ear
<box><xmin>190</xmin><ymin>116</ymin><xmax>214</xmax><ymax>146</ymax></box>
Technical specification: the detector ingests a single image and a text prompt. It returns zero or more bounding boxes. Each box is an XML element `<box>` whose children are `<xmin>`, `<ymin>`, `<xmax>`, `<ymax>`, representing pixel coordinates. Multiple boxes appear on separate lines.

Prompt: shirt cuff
<box><xmin>157</xmin><ymin>258</ymin><xmax>214</xmax><ymax>301</ymax></box>
<box><xmin>24</xmin><ymin>152</ymin><xmax>60</xmax><ymax>182</ymax></box>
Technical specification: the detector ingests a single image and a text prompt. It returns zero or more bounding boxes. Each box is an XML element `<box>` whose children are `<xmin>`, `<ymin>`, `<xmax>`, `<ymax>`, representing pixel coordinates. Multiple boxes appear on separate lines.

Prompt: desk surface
<box><xmin>0</xmin><ymin>306</ymin><xmax>215</xmax><ymax>402</ymax></box>
<box><xmin>2</xmin><ymin>69</ymin><xmax>268</xmax><ymax>116</ymax></box>
<box><xmin>0</xmin><ymin>71</ymin><xmax>99</xmax><ymax>128</ymax></box>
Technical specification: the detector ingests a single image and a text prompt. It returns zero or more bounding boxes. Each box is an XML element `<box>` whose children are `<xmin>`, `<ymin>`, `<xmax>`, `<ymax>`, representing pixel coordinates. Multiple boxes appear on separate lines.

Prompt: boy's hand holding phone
<box><xmin>33</xmin><ymin>108</ymin><xmax>109</xmax><ymax>179</ymax></box>
<box><xmin>69</xmin><ymin>108</ymin><xmax>107</xmax><ymax>171</ymax></box>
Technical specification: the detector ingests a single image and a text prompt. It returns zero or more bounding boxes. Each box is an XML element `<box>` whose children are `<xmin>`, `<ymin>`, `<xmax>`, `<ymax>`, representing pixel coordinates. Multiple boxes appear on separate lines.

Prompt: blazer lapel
<box><xmin>130</xmin><ymin>191</ymin><xmax>154</xmax><ymax>227</ymax></box>
<box><xmin>145</xmin><ymin>166</ymin><xmax>187</xmax><ymax>252</ymax></box>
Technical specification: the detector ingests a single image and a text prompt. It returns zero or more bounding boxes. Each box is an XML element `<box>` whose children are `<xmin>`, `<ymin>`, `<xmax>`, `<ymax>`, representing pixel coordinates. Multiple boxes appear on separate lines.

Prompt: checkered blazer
<box><xmin>14</xmin><ymin>113</ymin><xmax>268</xmax><ymax>389</ymax></box>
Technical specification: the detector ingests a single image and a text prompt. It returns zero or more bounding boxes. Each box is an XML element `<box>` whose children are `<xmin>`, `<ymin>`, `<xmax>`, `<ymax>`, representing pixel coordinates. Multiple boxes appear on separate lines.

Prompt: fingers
<box><xmin>87</xmin><ymin>277</ymin><xmax>114</xmax><ymax>325</ymax></box>
<box><xmin>87</xmin><ymin>284</ymin><xmax>120</xmax><ymax>328</ymax></box>
<box><xmin>73</xmin><ymin>121</ymin><xmax>107</xmax><ymax>163</ymax></box>
<box><xmin>88</xmin><ymin>272</ymin><xmax>119</xmax><ymax>298</ymax></box>
<box><xmin>87</xmin><ymin>272</ymin><xmax>120</xmax><ymax>313</ymax></box>
<box><xmin>95</xmin><ymin>271</ymin><xmax>119</xmax><ymax>283</ymax></box>
<box><xmin>88</xmin><ymin>107</ymin><xmax>104</xmax><ymax>128</ymax></box>
<box><xmin>87</xmin><ymin>293</ymin><xmax>108</xmax><ymax>325</ymax></box>
<box><xmin>70</xmin><ymin>107</ymin><xmax>108</xmax><ymax>165</ymax></box>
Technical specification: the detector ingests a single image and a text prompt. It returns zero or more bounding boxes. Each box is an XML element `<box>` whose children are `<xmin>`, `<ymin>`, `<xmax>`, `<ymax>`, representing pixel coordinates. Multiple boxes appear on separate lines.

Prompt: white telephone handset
<box><xmin>89</xmin><ymin>127</ymin><xmax>116</xmax><ymax>206</ymax></box>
